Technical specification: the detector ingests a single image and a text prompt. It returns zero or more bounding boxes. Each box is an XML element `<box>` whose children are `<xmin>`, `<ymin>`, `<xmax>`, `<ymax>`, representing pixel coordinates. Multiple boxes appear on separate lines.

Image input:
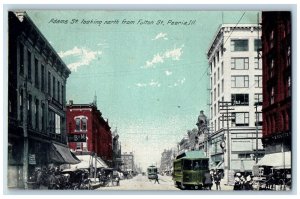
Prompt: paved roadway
<box><xmin>96</xmin><ymin>174</ymin><xmax>178</xmax><ymax>191</ymax></box>
<box><xmin>95</xmin><ymin>174</ymin><xmax>234</xmax><ymax>191</ymax></box>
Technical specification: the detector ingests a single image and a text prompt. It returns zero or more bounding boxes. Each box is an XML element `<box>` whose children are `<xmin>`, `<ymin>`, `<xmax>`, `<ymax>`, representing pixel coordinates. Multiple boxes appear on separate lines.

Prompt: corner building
<box><xmin>206</xmin><ymin>24</ymin><xmax>264</xmax><ymax>181</ymax></box>
<box><xmin>8</xmin><ymin>12</ymin><xmax>77</xmax><ymax>189</ymax></box>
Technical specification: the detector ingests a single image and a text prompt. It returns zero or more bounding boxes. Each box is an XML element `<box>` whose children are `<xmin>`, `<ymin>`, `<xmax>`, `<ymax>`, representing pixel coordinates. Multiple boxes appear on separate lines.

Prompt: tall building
<box><xmin>121</xmin><ymin>152</ymin><xmax>135</xmax><ymax>174</ymax></box>
<box><xmin>66</xmin><ymin>101</ymin><xmax>113</xmax><ymax>166</ymax></box>
<box><xmin>206</xmin><ymin>24</ymin><xmax>264</xmax><ymax>180</ymax></box>
<box><xmin>8</xmin><ymin>12</ymin><xmax>77</xmax><ymax>189</ymax></box>
<box><xmin>260</xmin><ymin>12</ymin><xmax>291</xmax><ymax>165</ymax></box>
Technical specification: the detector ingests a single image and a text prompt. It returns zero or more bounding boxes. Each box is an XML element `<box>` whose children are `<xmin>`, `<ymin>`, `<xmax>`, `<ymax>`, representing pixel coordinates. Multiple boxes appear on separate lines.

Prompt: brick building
<box><xmin>261</xmin><ymin>12</ymin><xmax>291</xmax><ymax>154</ymax></box>
<box><xmin>66</xmin><ymin>101</ymin><xmax>112</xmax><ymax>166</ymax></box>
<box><xmin>8</xmin><ymin>12</ymin><xmax>78</xmax><ymax>189</ymax></box>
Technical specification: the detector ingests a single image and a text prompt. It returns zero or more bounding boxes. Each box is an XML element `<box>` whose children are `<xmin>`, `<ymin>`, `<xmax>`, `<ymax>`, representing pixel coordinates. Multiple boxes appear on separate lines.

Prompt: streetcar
<box><xmin>147</xmin><ymin>165</ymin><xmax>158</xmax><ymax>180</ymax></box>
<box><xmin>173</xmin><ymin>150</ymin><xmax>209</xmax><ymax>190</ymax></box>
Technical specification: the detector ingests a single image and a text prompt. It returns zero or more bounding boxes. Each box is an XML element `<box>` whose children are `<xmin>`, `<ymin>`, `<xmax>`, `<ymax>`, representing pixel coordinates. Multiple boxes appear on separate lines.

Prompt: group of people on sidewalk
<box><xmin>233</xmin><ymin>172</ymin><xmax>253</xmax><ymax>190</ymax></box>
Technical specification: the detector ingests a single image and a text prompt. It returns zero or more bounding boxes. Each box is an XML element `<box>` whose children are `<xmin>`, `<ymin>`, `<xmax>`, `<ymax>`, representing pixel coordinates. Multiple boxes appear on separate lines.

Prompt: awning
<box><xmin>66</xmin><ymin>155</ymin><xmax>108</xmax><ymax>171</ymax></box>
<box><xmin>50</xmin><ymin>143</ymin><xmax>81</xmax><ymax>164</ymax></box>
<box><xmin>255</xmin><ymin>151</ymin><xmax>291</xmax><ymax>169</ymax></box>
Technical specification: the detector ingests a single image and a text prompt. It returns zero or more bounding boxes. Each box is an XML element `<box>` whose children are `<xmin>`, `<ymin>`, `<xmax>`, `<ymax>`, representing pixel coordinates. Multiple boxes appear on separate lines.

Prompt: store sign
<box><xmin>68</xmin><ymin>133</ymin><xmax>87</xmax><ymax>142</ymax></box>
<box><xmin>29</xmin><ymin>154</ymin><xmax>36</xmax><ymax>165</ymax></box>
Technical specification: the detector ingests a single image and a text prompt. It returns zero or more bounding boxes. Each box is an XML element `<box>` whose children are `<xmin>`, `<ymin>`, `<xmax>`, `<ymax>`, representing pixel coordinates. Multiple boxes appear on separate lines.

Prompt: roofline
<box><xmin>206</xmin><ymin>23</ymin><xmax>261</xmax><ymax>58</ymax></box>
<box><xmin>13</xmin><ymin>11</ymin><xmax>71</xmax><ymax>76</ymax></box>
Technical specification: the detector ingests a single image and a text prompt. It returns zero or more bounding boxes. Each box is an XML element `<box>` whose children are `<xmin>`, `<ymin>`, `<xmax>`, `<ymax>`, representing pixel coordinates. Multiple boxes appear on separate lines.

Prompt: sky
<box><xmin>27</xmin><ymin>10</ymin><xmax>258</xmax><ymax>171</ymax></box>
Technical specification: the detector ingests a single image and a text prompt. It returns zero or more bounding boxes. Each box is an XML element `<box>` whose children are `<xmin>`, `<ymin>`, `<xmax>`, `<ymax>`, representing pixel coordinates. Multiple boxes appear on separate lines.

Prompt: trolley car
<box><xmin>147</xmin><ymin>165</ymin><xmax>158</xmax><ymax>180</ymax></box>
<box><xmin>173</xmin><ymin>150</ymin><xmax>209</xmax><ymax>189</ymax></box>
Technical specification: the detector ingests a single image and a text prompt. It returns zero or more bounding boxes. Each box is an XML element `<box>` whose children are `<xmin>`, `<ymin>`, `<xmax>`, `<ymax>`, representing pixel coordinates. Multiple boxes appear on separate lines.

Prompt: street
<box><xmin>96</xmin><ymin>174</ymin><xmax>178</xmax><ymax>191</ymax></box>
<box><xmin>95</xmin><ymin>174</ymin><xmax>234</xmax><ymax>191</ymax></box>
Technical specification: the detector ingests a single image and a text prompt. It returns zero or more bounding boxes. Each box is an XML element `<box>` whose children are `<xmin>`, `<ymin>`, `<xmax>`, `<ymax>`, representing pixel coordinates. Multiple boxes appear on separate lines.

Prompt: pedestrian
<box><xmin>213</xmin><ymin>171</ymin><xmax>221</xmax><ymax>190</ymax></box>
<box><xmin>233</xmin><ymin>173</ymin><xmax>242</xmax><ymax>190</ymax></box>
<box><xmin>244</xmin><ymin>174</ymin><xmax>253</xmax><ymax>190</ymax></box>
<box><xmin>203</xmin><ymin>170</ymin><xmax>213</xmax><ymax>190</ymax></box>
<box><xmin>154</xmin><ymin>174</ymin><xmax>160</xmax><ymax>184</ymax></box>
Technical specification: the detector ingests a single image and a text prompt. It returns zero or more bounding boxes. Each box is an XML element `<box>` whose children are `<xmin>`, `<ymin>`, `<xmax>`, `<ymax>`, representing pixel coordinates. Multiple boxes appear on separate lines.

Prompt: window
<box><xmin>216</xmin><ymin>51</ymin><xmax>219</xmax><ymax>62</ymax></box>
<box><xmin>41</xmin><ymin>103</ymin><xmax>45</xmax><ymax>131</ymax></box>
<box><xmin>269</xmin><ymin>59</ymin><xmax>274</xmax><ymax>77</ymax></box>
<box><xmin>214</xmin><ymin>88</ymin><xmax>216</xmax><ymax>101</ymax></box>
<box><xmin>231</xmin><ymin>57</ymin><xmax>249</xmax><ymax>70</ymax></box>
<box><xmin>287</xmin><ymin>76</ymin><xmax>291</xmax><ymax>97</ymax></box>
<box><xmin>48</xmin><ymin>110</ymin><xmax>55</xmax><ymax>133</ymax></box>
<box><xmin>75</xmin><ymin>118</ymin><xmax>81</xmax><ymax>131</ymax></box>
<box><xmin>217</xmin><ymin>84</ymin><xmax>220</xmax><ymax>97</ymax></box>
<box><xmin>255</xmin><ymin>75</ymin><xmax>262</xmax><ymax>88</ymax></box>
<box><xmin>270</xmin><ymin>87</ymin><xmax>275</xmax><ymax>104</ymax></box>
<box><xmin>82</xmin><ymin>118</ymin><xmax>87</xmax><ymax>131</ymax></box>
<box><xmin>221</xmin><ymin>79</ymin><xmax>224</xmax><ymax>93</ymax></box>
<box><xmin>19</xmin><ymin>89</ymin><xmax>23</xmax><ymax>122</ymax></box>
<box><xmin>254</xmin><ymin>112</ymin><xmax>263</xmax><ymax>126</ymax></box>
<box><xmin>55</xmin><ymin>114</ymin><xmax>61</xmax><ymax>134</ymax></box>
<box><xmin>221</xmin><ymin>45</ymin><xmax>224</xmax><ymax>56</ymax></box>
<box><xmin>75</xmin><ymin>117</ymin><xmax>88</xmax><ymax>131</ymax></box>
<box><xmin>57</xmin><ymin>81</ymin><xmax>60</xmax><ymax>103</ymax></box>
<box><xmin>231</xmin><ymin>39</ymin><xmax>248</xmax><ymax>51</ymax></box>
<box><xmin>53</xmin><ymin>76</ymin><xmax>56</xmax><ymax>99</ymax></box>
<box><xmin>254</xmin><ymin>57</ymin><xmax>261</xmax><ymax>69</ymax></box>
<box><xmin>62</xmin><ymin>85</ymin><xmax>64</xmax><ymax>105</ymax></box>
<box><xmin>254</xmin><ymin>39</ymin><xmax>262</xmax><ymax>52</ymax></box>
<box><xmin>214</xmin><ymin>72</ymin><xmax>216</xmax><ymax>85</ymax></box>
<box><xmin>231</xmin><ymin>75</ymin><xmax>249</xmax><ymax>88</ymax></box>
<box><xmin>48</xmin><ymin>72</ymin><xmax>51</xmax><ymax>95</ymax></box>
<box><xmin>19</xmin><ymin>43</ymin><xmax>24</xmax><ymax>75</ymax></box>
<box><xmin>232</xmin><ymin>112</ymin><xmax>249</xmax><ymax>126</ymax></box>
<box><xmin>254</xmin><ymin>93</ymin><xmax>263</xmax><ymax>106</ymax></box>
<box><xmin>231</xmin><ymin>94</ymin><xmax>249</xmax><ymax>106</ymax></box>
<box><xmin>214</xmin><ymin>104</ymin><xmax>216</xmax><ymax>116</ymax></box>
<box><xmin>35</xmin><ymin>99</ymin><xmax>39</xmax><ymax>130</ymax></box>
<box><xmin>217</xmin><ymin>67</ymin><xmax>220</xmax><ymax>80</ymax></box>
<box><xmin>35</xmin><ymin>58</ymin><xmax>39</xmax><ymax>88</ymax></box>
<box><xmin>27</xmin><ymin>50</ymin><xmax>32</xmax><ymax>80</ymax></box>
<box><xmin>76</xmin><ymin>143</ymin><xmax>82</xmax><ymax>150</ymax></box>
<box><xmin>287</xmin><ymin>46</ymin><xmax>291</xmax><ymax>66</ymax></box>
<box><xmin>221</xmin><ymin>62</ymin><xmax>224</xmax><ymax>75</ymax></box>
<box><xmin>270</xmin><ymin>31</ymin><xmax>274</xmax><ymax>49</ymax></box>
<box><xmin>28</xmin><ymin>94</ymin><xmax>32</xmax><ymax>127</ymax></box>
<box><xmin>41</xmin><ymin>65</ymin><xmax>45</xmax><ymax>91</ymax></box>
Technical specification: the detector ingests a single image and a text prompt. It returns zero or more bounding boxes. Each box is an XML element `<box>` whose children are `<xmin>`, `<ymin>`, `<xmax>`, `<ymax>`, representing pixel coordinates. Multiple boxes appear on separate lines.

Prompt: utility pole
<box><xmin>255</xmin><ymin>103</ymin><xmax>259</xmax><ymax>164</ymax></box>
<box><xmin>219</xmin><ymin>101</ymin><xmax>235</xmax><ymax>184</ymax></box>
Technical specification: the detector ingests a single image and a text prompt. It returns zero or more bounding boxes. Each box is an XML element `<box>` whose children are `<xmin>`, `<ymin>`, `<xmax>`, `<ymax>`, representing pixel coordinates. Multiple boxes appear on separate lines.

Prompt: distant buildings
<box><xmin>8</xmin><ymin>12</ymin><xmax>76</xmax><ymax>188</ymax></box>
<box><xmin>159</xmin><ymin>149</ymin><xmax>175</xmax><ymax>175</ymax></box>
<box><xmin>121</xmin><ymin>152</ymin><xmax>135</xmax><ymax>174</ymax></box>
<box><xmin>206</xmin><ymin>24</ymin><xmax>264</xmax><ymax>178</ymax></box>
<box><xmin>112</xmin><ymin>128</ymin><xmax>122</xmax><ymax>170</ymax></box>
<box><xmin>260</xmin><ymin>12</ymin><xmax>291</xmax><ymax>165</ymax></box>
<box><xmin>66</xmin><ymin>100</ymin><xmax>113</xmax><ymax>167</ymax></box>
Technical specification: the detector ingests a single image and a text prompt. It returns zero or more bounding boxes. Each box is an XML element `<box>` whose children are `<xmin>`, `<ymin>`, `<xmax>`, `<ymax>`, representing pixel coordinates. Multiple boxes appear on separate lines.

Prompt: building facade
<box><xmin>206</xmin><ymin>24</ymin><xmax>264</xmax><ymax>179</ymax></box>
<box><xmin>120</xmin><ymin>152</ymin><xmax>134</xmax><ymax>174</ymax></box>
<box><xmin>159</xmin><ymin>149</ymin><xmax>174</xmax><ymax>175</ymax></box>
<box><xmin>8</xmin><ymin>12</ymin><xmax>77</xmax><ymax>189</ymax></box>
<box><xmin>112</xmin><ymin>128</ymin><xmax>122</xmax><ymax>171</ymax></box>
<box><xmin>261</xmin><ymin>12</ymin><xmax>291</xmax><ymax>155</ymax></box>
<box><xmin>66</xmin><ymin>101</ymin><xmax>113</xmax><ymax>166</ymax></box>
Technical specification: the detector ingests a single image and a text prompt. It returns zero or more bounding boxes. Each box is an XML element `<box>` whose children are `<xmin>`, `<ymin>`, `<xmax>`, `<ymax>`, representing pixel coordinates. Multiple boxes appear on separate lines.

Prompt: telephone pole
<box><xmin>219</xmin><ymin>101</ymin><xmax>235</xmax><ymax>184</ymax></box>
<box><xmin>255</xmin><ymin>102</ymin><xmax>259</xmax><ymax>164</ymax></box>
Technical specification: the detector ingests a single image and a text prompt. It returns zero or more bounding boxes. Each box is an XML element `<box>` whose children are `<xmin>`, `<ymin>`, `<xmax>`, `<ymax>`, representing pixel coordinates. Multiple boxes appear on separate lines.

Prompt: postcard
<box><xmin>7</xmin><ymin>10</ymin><xmax>292</xmax><ymax>192</ymax></box>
